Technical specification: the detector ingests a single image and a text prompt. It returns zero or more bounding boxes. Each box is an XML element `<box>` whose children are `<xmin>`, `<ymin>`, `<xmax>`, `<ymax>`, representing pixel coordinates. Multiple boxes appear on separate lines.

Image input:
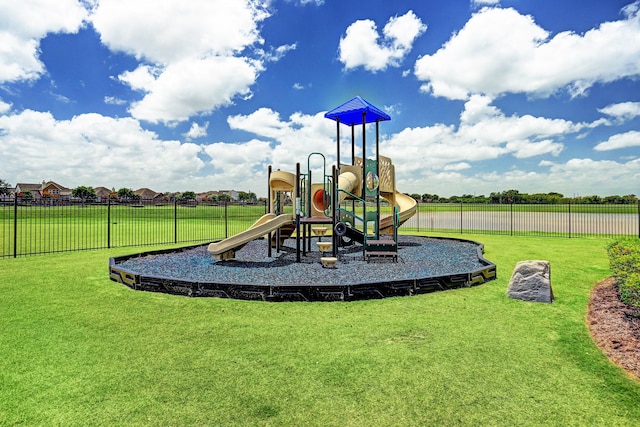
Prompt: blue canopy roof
<box><xmin>324</xmin><ymin>96</ymin><xmax>391</xmax><ymax>125</ymax></box>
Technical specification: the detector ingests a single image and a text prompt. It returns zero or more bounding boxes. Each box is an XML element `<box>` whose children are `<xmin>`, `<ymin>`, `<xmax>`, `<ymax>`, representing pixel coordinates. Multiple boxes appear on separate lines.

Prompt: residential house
<box><xmin>93</xmin><ymin>186</ymin><xmax>116</xmax><ymax>200</ymax></box>
<box><xmin>134</xmin><ymin>187</ymin><xmax>164</xmax><ymax>201</ymax></box>
<box><xmin>15</xmin><ymin>181</ymin><xmax>71</xmax><ymax>199</ymax></box>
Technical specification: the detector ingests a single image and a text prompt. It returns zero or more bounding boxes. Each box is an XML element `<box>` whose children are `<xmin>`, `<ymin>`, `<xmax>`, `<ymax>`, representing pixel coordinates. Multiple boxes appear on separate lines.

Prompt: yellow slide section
<box><xmin>207</xmin><ymin>213</ymin><xmax>294</xmax><ymax>261</ymax></box>
<box><xmin>337</xmin><ymin>171</ymin><xmax>358</xmax><ymax>203</ymax></box>
<box><xmin>379</xmin><ymin>191</ymin><xmax>417</xmax><ymax>234</ymax></box>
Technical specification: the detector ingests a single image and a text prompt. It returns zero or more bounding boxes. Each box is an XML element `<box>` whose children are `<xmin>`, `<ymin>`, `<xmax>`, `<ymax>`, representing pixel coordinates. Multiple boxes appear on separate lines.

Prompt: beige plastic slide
<box><xmin>207</xmin><ymin>213</ymin><xmax>294</xmax><ymax>260</ymax></box>
<box><xmin>379</xmin><ymin>191</ymin><xmax>417</xmax><ymax>234</ymax></box>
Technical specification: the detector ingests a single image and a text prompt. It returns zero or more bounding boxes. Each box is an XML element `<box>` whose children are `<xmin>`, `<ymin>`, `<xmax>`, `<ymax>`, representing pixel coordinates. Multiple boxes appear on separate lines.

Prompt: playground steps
<box><xmin>270</xmin><ymin>223</ymin><xmax>296</xmax><ymax>246</ymax></box>
<box><xmin>365</xmin><ymin>239</ymin><xmax>397</xmax><ymax>262</ymax></box>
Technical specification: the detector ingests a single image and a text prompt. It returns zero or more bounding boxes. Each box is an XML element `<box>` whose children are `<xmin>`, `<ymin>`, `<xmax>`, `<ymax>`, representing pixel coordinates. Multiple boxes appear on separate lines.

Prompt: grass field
<box><xmin>1</xmin><ymin>203</ymin><xmax>267</xmax><ymax>256</ymax></box>
<box><xmin>1</xmin><ymin>233</ymin><xmax>639</xmax><ymax>426</ymax></box>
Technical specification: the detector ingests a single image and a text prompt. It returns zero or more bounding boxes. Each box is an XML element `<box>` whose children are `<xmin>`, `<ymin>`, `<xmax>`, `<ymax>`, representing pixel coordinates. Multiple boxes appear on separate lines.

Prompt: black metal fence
<box><xmin>1</xmin><ymin>198</ymin><xmax>638</xmax><ymax>258</ymax></box>
<box><xmin>403</xmin><ymin>202</ymin><xmax>640</xmax><ymax>239</ymax></box>
<box><xmin>1</xmin><ymin>198</ymin><xmax>268</xmax><ymax>258</ymax></box>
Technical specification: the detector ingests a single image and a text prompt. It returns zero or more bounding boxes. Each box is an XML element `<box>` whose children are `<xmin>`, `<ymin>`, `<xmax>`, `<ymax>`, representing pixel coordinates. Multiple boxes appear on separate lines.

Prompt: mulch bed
<box><xmin>587</xmin><ymin>277</ymin><xmax>640</xmax><ymax>380</ymax></box>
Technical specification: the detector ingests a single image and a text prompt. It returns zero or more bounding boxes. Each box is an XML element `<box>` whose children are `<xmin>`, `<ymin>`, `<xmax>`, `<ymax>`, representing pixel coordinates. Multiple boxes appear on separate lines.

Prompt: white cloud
<box><xmin>128</xmin><ymin>56</ymin><xmax>261</xmax><ymax>124</ymax></box>
<box><xmin>472</xmin><ymin>0</ymin><xmax>500</xmax><ymax>5</ymax></box>
<box><xmin>91</xmin><ymin>0</ymin><xmax>269</xmax><ymax>63</ymax></box>
<box><xmin>104</xmin><ymin>96</ymin><xmax>127</xmax><ymax>106</ymax></box>
<box><xmin>598</xmin><ymin>101</ymin><xmax>640</xmax><ymax>122</ymax></box>
<box><xmin>594</xmin><ymin>130</ymin><xmax>640</xmax><ymax>151</ymax></box>
<box><xmin>0</xmin><ymin>110</ymin><xmax>204</xmax><ymax>191</ymax></box>
<box><xmin>185</xmin><ymin>122</ymin><xmax>209</xmax><ymax>140</ymax></box>
<box><xmin>291</xmin><ymin>0</ymin><xmax>324</xmax><ymax>5</ymax></box>
<box><xmin>0</xmin><ymin>0</ymin><xmax>87</xmax><ymax>82</ymax></box>
<box><xmin>91</xmin><ymin>0</ymin><xmax>271</xmax><ymax>124</ymax></box>
<box><xmin>415</xmin><ymin>5</ymin><xmax>640</xmax><ymax>99</ymax></box>
<box><xmin>339</xmin><ymin>11</ymin><xmax>426</xmax><ymax>72</ymax></box>
<box><xmin>0</xmin><ymin>99</ymin><xmax>11</xmax><ymax>114</ymax></box>
<box><xmin>399</xmin><ymin>156</ymin><xmax>640</xmax><ymax>197</ymax></box>
<box><xmin>534</xmin><ymin>157</ymin><xmax>640</xmax><ymax>195</ymax></box>
<box><xmin>227</xmin><ymin>108</ymin><xmax>337</xmax><ymax>173</ymax></box>
<box><xmin>381</xmin><ymin>95</ymin><xmax>579</xmax><ymax>181</ymax></box>
<box><xmin>443</xmin><ymin>162</ymin><xmax>471</xmax><ymax>171</ymax></box>
<box><xmin>255</xmin><ymin>43</ymin><xmax>297</xmax><ymax>62</ymax></box>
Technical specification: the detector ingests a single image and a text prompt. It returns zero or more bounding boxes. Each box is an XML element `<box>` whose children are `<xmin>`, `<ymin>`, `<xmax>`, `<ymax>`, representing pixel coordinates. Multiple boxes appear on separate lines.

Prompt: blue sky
<box><xmin>1</xmin><ymin>0</ymin><xmax>639</xmax><ymax>197</ymax></box>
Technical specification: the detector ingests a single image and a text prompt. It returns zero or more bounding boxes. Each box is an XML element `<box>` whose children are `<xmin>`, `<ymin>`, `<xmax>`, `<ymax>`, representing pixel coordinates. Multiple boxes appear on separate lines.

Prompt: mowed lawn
<box><xmin>1</xmin><ymin>234</ymin><xmax>639</xmax><ymax>426</ymax></box>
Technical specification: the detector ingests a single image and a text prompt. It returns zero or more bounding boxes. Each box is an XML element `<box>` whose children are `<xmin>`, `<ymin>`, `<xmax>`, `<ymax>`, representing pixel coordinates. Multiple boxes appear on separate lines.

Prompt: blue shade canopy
<box><xmin>324</xmin><ymin>96</ymin><xmax>391</xmax><ymax>125</ymax></box>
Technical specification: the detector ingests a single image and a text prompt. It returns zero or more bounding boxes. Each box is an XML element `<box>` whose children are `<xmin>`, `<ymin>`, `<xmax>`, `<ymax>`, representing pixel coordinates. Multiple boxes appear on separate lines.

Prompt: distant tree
<box><xmin>218</xmin><ymin>194</ymin><xmax>231</xmax><ymax>202</ymax></box>
<box><xmin>72</xmin><ymin>186</ymin><xmax>97</xmax><ymax>202</ymax></box>
<box><xmin>581</xmin><ymin>195</ymin><xmax>602</xmax><ymax>204</ymax></box>
<box><xmin>20</xmin><ymin>190</ymin><xmax>34</xmax><ymax>201</ymax></box>
<box><xmin>117</xmin><ymin>188</ymin><xmax>136</xmax><ymax>201</ymax></box>
<box><xmin>179</xmin><ymin>191</ymin><xmax>196</xmax><ymax>200</ymax></box>
<box><xmin>0</xmin><ymin>179</ymin><xmax>11</xmax><ymax>196</ymax></box>
<box><xmin>488</xmin><ymin>189</ymin><xmax>523</xmax><ymax>204</ymax></box>
<box><xmin>421</xmin><ymin>193</ymin><xmax>439</xmax><ymax>203</ymax></box>
<box><xmin>409</xmin><ymin>193</ymin><xmax>421</xmax><ymax>201</ymax></box>
<box><xmin>238</xmin><ymin>191</ymin><xmax>257</xmax><ymax>202</ymax></box>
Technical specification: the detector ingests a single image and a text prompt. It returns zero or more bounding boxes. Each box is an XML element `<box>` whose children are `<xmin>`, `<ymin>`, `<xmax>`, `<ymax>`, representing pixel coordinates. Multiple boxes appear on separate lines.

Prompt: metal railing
<box><xmin>1</xmin><ymin>198</ymin><xmax>638</xmax><ymax>258</ymax></box>
<box><xmin>402</xmin><ymin>202</ymin><xmax>640</xmax><ymax>239</ymax></box>
<box><xmin>0</xmin><ymin>198</ymin><xmax>267</xmax><ymax>258</ymax></box>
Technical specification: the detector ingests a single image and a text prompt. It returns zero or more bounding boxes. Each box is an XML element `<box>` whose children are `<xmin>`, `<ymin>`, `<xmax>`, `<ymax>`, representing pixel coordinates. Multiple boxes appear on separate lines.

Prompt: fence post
<box><xmin>510</xmin><ymin>203</ymin><xmax>513</xmax><ymax>236</ymax></box>
<box><xmin>638</xmin><ymin>200</ymin><xmax>640</xmax><ymax>239</ymax></box>
<box><xmin>174</xmin><ymin>199</ymin><xmax>178</xmax><ymax>244</ymax></box>
<box><xmin>13</xmin><ymin>196</ymin><xmax>17</xmax><ymax>258</ymax></box>
<box><xmin>459</xmin><ymin>202</ymin><xmax>463</xmax><ymax>234</ymax></box>
<box><xmin>568</xmin><ymin>201</ymin><xmax>572</xmax><ymax>238</ymax></box>
<box><xmin>224</xmin><ymin>202</ymin><xmax>228</xmax><ymax>239</ymax></box>
<box><xmin>107</xmin><ymin>197</ymin><xmax>111</xmax><ymax>249</ymax></box>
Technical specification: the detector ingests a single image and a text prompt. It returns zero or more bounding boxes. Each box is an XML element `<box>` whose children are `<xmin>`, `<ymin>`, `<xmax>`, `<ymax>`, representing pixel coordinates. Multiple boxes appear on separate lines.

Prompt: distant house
<box><xmin>93</xmin><ymin>186</ymin><xmax>116</xmax><ymax>200</ymax></box>
<box><xmin>202</xmin><ymin>190</ymin><xmax>239</xmax><ymax>201</ymax></box>
<box><xmin>134</xmin><ymin>187</ymin><xmax>164</xmax><ymax>201</ymax></box>
<box><xmin>14</xmin><ymin>181</ymin><xmax>71</xmax><ymax>199</ymax></box>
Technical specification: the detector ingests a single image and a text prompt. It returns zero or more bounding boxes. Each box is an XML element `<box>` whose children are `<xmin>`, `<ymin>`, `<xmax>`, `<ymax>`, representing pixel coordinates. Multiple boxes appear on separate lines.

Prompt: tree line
<box><xmin>408</xmin><ymin>189</ymin><xmax>638</xmax><ymax>204</ymax></box>
<box><xmin>1</xmin><ymin>179</ymin><xmax>635</xmax><ymax>205</ymax></box>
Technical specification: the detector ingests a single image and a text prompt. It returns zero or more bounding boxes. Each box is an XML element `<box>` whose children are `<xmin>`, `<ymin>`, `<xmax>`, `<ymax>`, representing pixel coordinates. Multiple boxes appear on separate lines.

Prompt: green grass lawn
<box><xmin>1</xmin><ymin>234</ymin><xmax>639</xmax><ymax>426</ymax></box>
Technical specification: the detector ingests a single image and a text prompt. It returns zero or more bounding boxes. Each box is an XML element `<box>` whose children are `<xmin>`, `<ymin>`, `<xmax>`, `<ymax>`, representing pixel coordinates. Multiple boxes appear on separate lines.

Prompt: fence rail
<box><xmin>1</xmin><ymin>198</ymin><xmax>268</xmax><ymax>258</ymax></box>
<box><xmin>1</xmin><ymin>198</ymin><xmax>638</xmax><ymax>258</ymax></box>
<box><xmin>403</xmin><ymin>202</ymin><xmax>640</xmax><ymax>239</ymax></box>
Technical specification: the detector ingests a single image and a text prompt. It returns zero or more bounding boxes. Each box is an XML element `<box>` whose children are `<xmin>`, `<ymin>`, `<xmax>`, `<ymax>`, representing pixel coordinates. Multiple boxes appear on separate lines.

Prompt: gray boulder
<box><xmin>507</xmin><ymin>260</ymin><xmax>553</xmax><ymax>303</ymax></box>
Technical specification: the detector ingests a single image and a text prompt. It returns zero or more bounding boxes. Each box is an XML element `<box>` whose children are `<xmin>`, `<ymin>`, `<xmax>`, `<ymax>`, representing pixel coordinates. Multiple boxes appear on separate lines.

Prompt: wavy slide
<box><xmin>379</xmin><ymin>191</ymin><xmax>417</xmax><ymax>234</ymax></box>
<box><xmin>207</xmin><ymin>213</ymin><xmax>293</xmax><ymax>260</ymax></box>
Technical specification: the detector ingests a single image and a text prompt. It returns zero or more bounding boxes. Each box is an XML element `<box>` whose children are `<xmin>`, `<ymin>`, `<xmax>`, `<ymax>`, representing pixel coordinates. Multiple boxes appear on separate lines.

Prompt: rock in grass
<box><xmin>507</xmin><ymin>260</ymin><xmax>553</xmax><ymax>303</ymax></box>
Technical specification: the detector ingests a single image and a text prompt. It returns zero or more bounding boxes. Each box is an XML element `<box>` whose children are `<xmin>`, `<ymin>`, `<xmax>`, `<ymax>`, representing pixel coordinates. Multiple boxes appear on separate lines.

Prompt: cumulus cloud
<box><xmin>472</xmin><ymin>0</ymin><xmax>500</xmax><ymax>5</ymax></box>
<box><xmin>91</xmin><ymin>0</ymin><xmax>269</xmax><ymax>63</ymax></box>
<box><xmin>414</xmin><ymin>5</ymin><xmax>640</xmax><ymax>99</ymax></box>
<box><xmin>534</xmin><ymin>157</ymin><xmax>640</xmax><ymax>195</ymax></box>
<box><xmin>91</xmin><ymin>0</ymin><xmax>274</xmax><ymax>124</ymax></box>
<box><xmin>594</xmin><ymin>130</ymin><xmax>640</xmax><ymax>151</ymax></box>
<box><xmin>339</xmin><ymin>10</ymin><xmax>426</xmax><ymax>72</ymax></box>
<box><xmin>185</xmin><ymin>122</ymin><xmax>209</xmax><ymax>140</ymax></box>
<box><xmin>0</xmin><ymin>0</ymin><xmax>87</xmax><ymax>82</ymax></box>
<box><xmin>227</xmin><ymin>108</ymin><xmax>337</xmax><ymax>172</ymax></box>
<box><xmin>598</xmin><ymin>101</ymin><xmax>640</xmax><ymax>122</ymax></box>
<box><xmin>127</xmin><ymin>56</ymin><xmax>261</xmax><ymax>124</ymax></box>
<box><xmin>0</xmin><ymin>99</ymin><xmax>11</xmax><ymax>114</ymax></box>
<box><xmin>292</xmin><ymin>0</ymin><xmax>324</xmax><ymax>5</ymax></box>
<box><xmin>0</xmin><ymin>110</ymin><xmax>204</xmax><ymax>191</ymax></box>
<box><xmin>380</xmin><ymin>95</ymin><xmax>580</xmax><ymax>181</ymax></box>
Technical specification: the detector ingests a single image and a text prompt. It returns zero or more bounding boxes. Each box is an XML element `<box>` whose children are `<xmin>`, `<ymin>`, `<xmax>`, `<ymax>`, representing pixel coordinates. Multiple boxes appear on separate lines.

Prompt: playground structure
<box><xmin>110</xmin><ymin>97</ymin><xmax>497</xmax><ymax>301</ymax></box>
<box><xmin>207</xmin><ymin>96</ymin><xmax>418</xmax><ymax>264</ymax></box>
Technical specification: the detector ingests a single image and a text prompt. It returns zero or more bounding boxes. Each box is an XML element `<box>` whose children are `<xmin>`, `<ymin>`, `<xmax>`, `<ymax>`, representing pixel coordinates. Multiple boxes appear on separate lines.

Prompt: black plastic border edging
<box><xmin>108</xmin><ymin>235</ymin><xmax>497</xmax><ymax>302</ymax></box>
